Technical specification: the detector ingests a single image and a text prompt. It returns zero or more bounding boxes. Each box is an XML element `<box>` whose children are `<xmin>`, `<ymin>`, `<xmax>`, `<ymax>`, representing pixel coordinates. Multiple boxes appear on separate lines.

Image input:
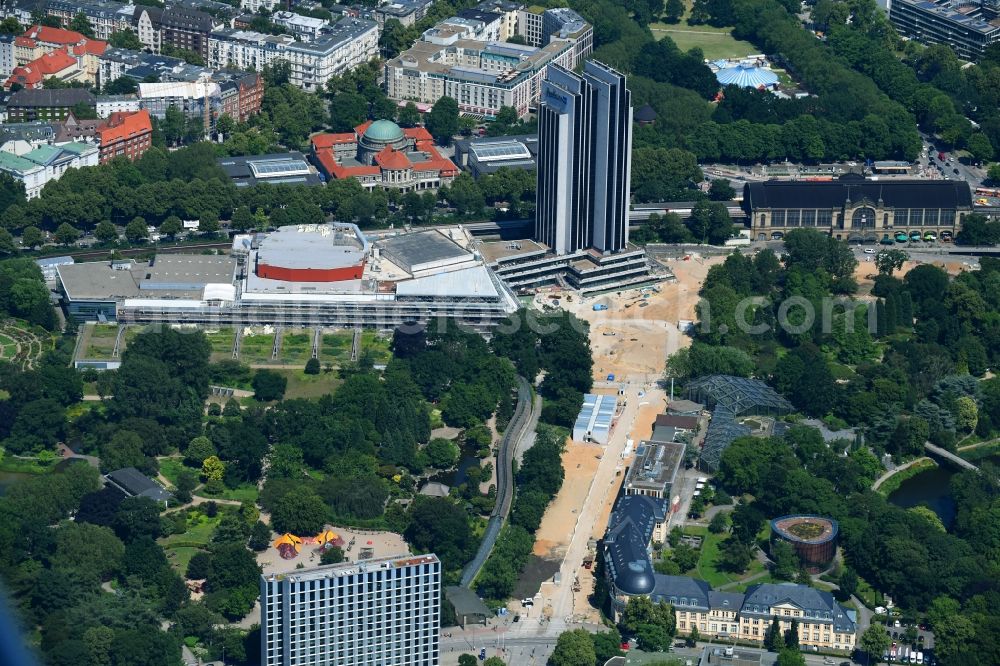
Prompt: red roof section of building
<box><xmin>97</xmin><ymin>110</ymin><xmax>152</xmax><ymax>146</ymax></box>
<box><xmin>22</xmin><ymin>25</ymin><xmax>89</xmax><ymax>45</ymax></box>
<box><xmin>374</xmin><ymin>147</ymin><xmax>411</xmax><ymax>170</ymax></box>
<box><xmin>70</xmin><ymin>39</ymin><xmax>108</xmax><ymax>56</ymax></box>
<box><xmin>311</xmin><ymin>132</ymin><xmax>357</xmax><ymax>150</ymax></box>
<box><xmin>312</xmin><ymin>123</ymin><xmax>458</xmax><ymax>181</ymax></box>
<box><xmin>5</xmin><ymin>48</ymin><xmax>77</xmax><ymax>88</ymax></box>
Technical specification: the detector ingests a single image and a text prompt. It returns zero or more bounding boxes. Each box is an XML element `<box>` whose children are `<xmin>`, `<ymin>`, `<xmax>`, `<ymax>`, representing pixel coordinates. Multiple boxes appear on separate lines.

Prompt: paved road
<box><xmin>459</xmin><ymin>375</ymin><xmax>533</xmax><ymax>588</ymax></box>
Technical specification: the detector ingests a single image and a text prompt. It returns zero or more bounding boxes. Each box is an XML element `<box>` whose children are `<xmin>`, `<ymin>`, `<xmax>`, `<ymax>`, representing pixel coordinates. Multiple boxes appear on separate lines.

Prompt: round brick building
<box><xmin>770</xmin><ymin>515</ymin><xmax>838</xmax><ymax>571</ymax></box>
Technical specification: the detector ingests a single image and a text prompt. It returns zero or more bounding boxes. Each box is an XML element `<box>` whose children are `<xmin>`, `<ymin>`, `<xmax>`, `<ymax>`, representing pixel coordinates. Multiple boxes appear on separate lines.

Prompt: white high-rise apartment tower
<box><xmin>260</xmin><ymin>554</ymin><xmax>441</xmax><ymax>666</ymax></box>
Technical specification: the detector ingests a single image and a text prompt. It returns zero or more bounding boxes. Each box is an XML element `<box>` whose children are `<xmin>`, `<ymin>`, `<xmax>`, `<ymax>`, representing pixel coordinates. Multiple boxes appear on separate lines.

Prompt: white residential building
<box><xmin>0</xmin><ymin>142</ymin><xmax>98</xmax><ymax>199</ymax></box>
<box><xmin>0</xmin><ymin>33</ymin><xmax>15</xmax><ymax>78</ymax></box>
<box><xmin>95</xmin><ymin>94</ymin><xmax>141</xmax><ymax>117</ymax></box>
<box><xmin>208</xmin><ymin>17</ymin><xmax>377</xmax><ymax>91</ymax></box>
<box><xmin>208</xmin><ymin>29</ymin><xmax>296</xmax><ymax>71</ymax></box>
<box><xmin>272</xmin><ymin>11</ymin><xmax>329</xmax><ymax>41</ymax></box>
<box><xmin>260</xmin><ymin>554</ymin><xmax>441</xmax><ymax>666</ymax></box>
<box><xmin>284</xmin><ymin>18</ymin><xmax>378</xmax><ymax>91</ymax></box>
<box><xmin>240</xmin><ymin>0</ymin><xmax>281</xmax><ymax>12</ymax></box>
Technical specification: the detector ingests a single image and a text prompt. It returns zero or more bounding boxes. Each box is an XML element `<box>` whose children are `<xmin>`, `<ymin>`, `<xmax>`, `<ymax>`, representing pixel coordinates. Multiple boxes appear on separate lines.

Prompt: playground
<box><xmin>259</xmin><ymin>526</ymin><xmax>409</xmax><ymax>576</ymax></box>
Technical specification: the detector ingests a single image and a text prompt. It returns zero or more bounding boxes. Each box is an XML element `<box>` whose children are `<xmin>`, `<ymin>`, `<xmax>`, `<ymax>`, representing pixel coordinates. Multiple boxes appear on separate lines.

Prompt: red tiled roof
<box><xmin>403</xmin><ymin>126</ymin><xmax>433</xmax><ymax>142</ymax></box>
<box><xmin>97</xmin><ymin>110</ymin><xmax>152</xmax><ymax>146</ymax></box>
<box><xmin>5</xmin><ymin>48</ymin><xmax>77</xmax><ymax>88</ymax></box>
<box><xmin>374</xmin><ymin>147</ymin><xmax>411</xmax><ymax>170</ymax></box>
<box><xmin>354</xmin><ymin>120</ymin><xmax>373</xmax><ymax>136</ymax></box>
<box><xmin>14</xmin><ymin>36</ymin><xmax>34</xmax><ymax>47</ymax></box>
<box><xmin>70</xmin><ymin>39</ymin><xmax>107</xmax><ymax>56</ymax></box>
<box><xmin>311</xmin><ymin>132</ymin><xmax>357</xmax><ymax>149</ymax></box>
<box><xmin>22</xmin><ymin>25</ymin><xmax>88</xmax><ymax>46</ymax></box>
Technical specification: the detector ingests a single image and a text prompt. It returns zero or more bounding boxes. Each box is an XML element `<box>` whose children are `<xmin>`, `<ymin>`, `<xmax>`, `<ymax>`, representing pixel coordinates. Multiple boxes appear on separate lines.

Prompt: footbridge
<box><xmin>924</xmin><ymin>442</ymin><xmax>979</xmax><ymax>471</ymax></box>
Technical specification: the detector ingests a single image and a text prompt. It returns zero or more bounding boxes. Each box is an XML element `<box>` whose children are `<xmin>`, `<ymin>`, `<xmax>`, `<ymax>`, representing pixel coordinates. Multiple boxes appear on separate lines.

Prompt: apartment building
<box><xmin>7</xmin><ymin>88</ymin><xmax>95</xmax><ymax>121</ymax></box>
<box><xmin>283</xmin><ymin>18</ymin><xmax>378</xmax><ymax>91</ymax></box>
<box><xmin>220</xmin><ymin>72</ymin><xmax>264</xmax><ymax>122</ymax></box>
<box><xmin>260</xmin><ymin>554</ymin><xmax>441</xmax><ymax>666</ymax></box>
<box><xmin>0</xmin><ymin>141</ymin><xmax>98</xmax><ymax>198</ymax></box>
<box><xmin>372</xmin><ymin>0</ymin><xmax>434</xmax><ymax>29</ymax></box>
<box><xmin>5</xmin><ymin>48</ymin><xmax>82</xmax><ymax>89</ymax></box>
<box><xmin>131</xmin><ymin>4</ymin><xmax>163</xmax><ymax>53</ymax></box>
<box><xmin>888</xmin><ymin>0</ymin><xmax>1000</xmax><ymax>61</ymax></box>
<box><xmin>272</xmin><ymin>11</ymin><xmax>329</xmax><ymax>41</ymax></box>
<box><xmin>475</xmin><ymin>0</ymin><xmax>521</xmax><ymax>41</ymax></box>
<box><xmin>0</xmin><ymin>34</ymin><xmax>15</xmax><ymax>78</ymax></box>
<box><xmin>96</xmin><ymin>109</ymin><xmax>152</xmax><ymax>163</ymax></box>
<box><xmin>95</xmin><ymin>94</ymin><xmax>140</xmax><ymax>117</ymax></box>
<box><xmin>208</xmin><ymin>29</ymin><xmax>296</xmax><ymax>71</ymax></box>
<box><xmin>43</xmin><ymin>0</ymin><xmax>133</xmax><ymax>41</ymax></box>
<box><xmin>160</xmin><ymin>6</ymin><xmax>218</xmax><ymax>60</ymax></box>
<box><xmin>242</xmin><ymin>0</ymin><xmax>283</xmax><ymax>11</ymax></box>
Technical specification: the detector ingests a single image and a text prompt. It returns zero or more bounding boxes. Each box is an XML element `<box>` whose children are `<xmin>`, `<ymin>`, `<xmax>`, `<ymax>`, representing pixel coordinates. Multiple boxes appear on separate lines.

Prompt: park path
<box><xmin>871</xmin><ymin>456</ymin><xmax>933</xmax><ymax>491</ymax></box>
<box><xmin>459</xmin><ymin>376</ymin><xmax>534</xmax><ymax>588</ymax></box>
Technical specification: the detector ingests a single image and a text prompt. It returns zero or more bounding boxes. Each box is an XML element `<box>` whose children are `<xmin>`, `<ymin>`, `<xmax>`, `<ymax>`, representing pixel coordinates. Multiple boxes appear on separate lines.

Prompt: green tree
<box><xmin>304</xmin><ymin>357</ymin><xmax>321</xmax><ymax>375</ymax></box>
<box><xmin>708</xmin><ymin>511</ymin><xmax>729</xmax><ymax>534</ymax></box>
<box><xmin>124</xmin><ymin>217</ymin><xmax>148</xmax><ymax>243</ymax></box>
<box><xmin>380</xmin><ymin>18</ymin><xmax>413</xmax><ymax>58</ymax></box>
<box><xmin>20</xmin><ymin>225</ymin><xmax>43</xmax><ymax>248</ymax></box>
<box><xmin>443</xmin><ymin>173</ymin><xmax>484</xmax><ymax>214</ymax></box>
<box><xmin>708</xmin><ymin>178</ymin><xmax>736</xmax><ymax>201</ymax></box>
<box><xmin>99</xmin><ymin>430</ymin><xmax>147</xmax><ymax>473</ymax></box>
<box><xmin>329</xmin><ymin>92</ymin><xmax>368</xmax><ymax>132</ymax></box>
<box><xmin>771</xmin><ymin>539</ymin><xmax>798</xmax><ymax>580</ymax></box>
<box><xmin>860</xmin><ymin>624</ymin><xmax>890</xmax><ymax>664</ymax></box>
<box><xmin>426</xmin><ymin>96</ymin><xmax>459</xmax><ymax>144</ymax></box>
<box><xmin>53</xmin><ymin>222</ymin><xmax>80</xmax><ymax>245</ymax></box>
<box><xmin>320</xmin><ymin>545</ymin><xmax>345</xmax><ymax>564</ymax></box>
<box><xmin>875</xmin><ymin>249</ymin><xmax>908</xmax><ymax>276</ymax></box>
<box><xmin>271</xmin><ymin>488</ymin><xmax>328</xmax><ymax>535</ymax></box>
<box><xmin>838</xmin><ymin>566</ymin><xmax>858</xmax><ymax>598</ymax></box>
<box><xmin>764</xmin><ymin>616</ymin><xmax>785</xmax><ymax>652</ymax></box>
<box><xmin>397</xmin><ymin>102</ymin><xmax>421</xmax><ymax>128</ymax></box>
<box><xmin>967</xmin><ymin>133</ymin><xmax>994</xmax><ymax>162</ymax></box>
<box><xmin>783</xmin><ymin>618</ymin><xmax>800</xmax><ymax>651</ymax></box>
<box><xmin>664</xmin><ymin>0</ymin><xmax>686</xmax><ymax>22</ymax></box>
<box><xmin>159</xmin><ymin>215</ymin><xmax>182</xmax><ymax>238</ymax></box>
<box><xmin>636</xmin><ymin>623</ymin><xmax>671</xmax><ymax>651</ymax></box>
<box><xmin>175</xmin><ymin>468</ymin><xmax>197</xmax><ymax>504</ymax></box>
<box><xmin>185</xmin><ymin>436</ymin><xmax>217</xmax><ymax>467</ymax></box>
<box><xmin>201</xmin><ymin>455</ymin><xmax>225</xmax><ymax>482</ymax></box>
<box><xmin>94</xmin><ymin>220</ymin><xmax>118</xmax><ymax>243</ymax></box>
<box><xmin>0</xmin><ymin>228</ymin><xmax>15</xmax><ymax>255</ymax></box>
<box><xmin>52</xmin><ymin>522</ymin><xmax>124</xmax><ymax>582</ymax></box>
<box><xmin>548</xmin><ymin>629</ymin><xmax>596</xmax><ymax>666</ymax></box>
<box><xmin>69</xmin><ymin>12</ymin><xmax>95</xmax><ymax>37</ymax></box>
<box><xmin>252</xmin><ymin>369</ymin><xmax>287</xmax><ymax>401</ymax></box>
<box><xmin>108</xmin><ymin>29</ymin><xmax>143</xmax><ymax>50</ymax></box>
<box><xmin>988</xmin><ymin>162</ymin><xmax>1000</xmax><ymax>184</ymax></box>
<box><xmin>424</xmin><ymin>437</ymin><xmax>460</xmax><ymax>468</ymax></box>
<box><xmin>405</xmin><ymin>497</ymin><xmax>475</xmax><ymax>571</ymax></box>
<box><xmin>458</xmin><ymin>656</ymin><xmax>477</xmax><ymax>666</ymax></box>
<box><xmin>777</xmin><ymin>650</ymin><xmax>806</xmax><ymax>666</ymax></box>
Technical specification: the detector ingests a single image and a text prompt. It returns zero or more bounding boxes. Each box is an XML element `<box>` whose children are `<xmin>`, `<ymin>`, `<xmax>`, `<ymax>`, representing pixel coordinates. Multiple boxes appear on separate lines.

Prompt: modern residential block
<box><xmin>260</xmin><ymin>554</ymin><xmax>441</xmax><ymax>666</ymax></box>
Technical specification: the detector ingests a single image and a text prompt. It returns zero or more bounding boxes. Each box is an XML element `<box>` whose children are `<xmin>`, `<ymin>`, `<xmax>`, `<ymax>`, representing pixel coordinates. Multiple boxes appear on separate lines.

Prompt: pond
<box><xmin>887</xmin><ymin>464</ymin><xmax>958</xmax><ymax>528</ymax></box>
<box><xmin>425</xmin><ymin>455</ymin><xmax>480</xmax><ymax>488</ymax></box>
<box><xmin>887</xmin><ymin>454</ymin><xmax>1000</xmax><ymax>529</ymax></box>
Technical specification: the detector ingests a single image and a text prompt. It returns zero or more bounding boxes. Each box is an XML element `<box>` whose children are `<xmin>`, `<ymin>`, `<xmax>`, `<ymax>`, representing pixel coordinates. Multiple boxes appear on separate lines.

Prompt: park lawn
<box><xmin>164</xmin><ymin>546</ymin><xmax>203</xmax><ymax>573</ymax></box>
<box><xmin>361</xmin><ymin>330</ymin><xmax>391</xmax><ymax>364</ymax></box>
<box><xmin>160</xmin><ymin>511</ymin><xmax>223</xmax><ymax>548</ymax></box>
<box><xmin>319</xmin><ymin>332</ymin><xmax>353</xmax><ymax>365</ymax></box>
<box><xmin>240</xmin><ymin>333</ymin><xmax>276</xmax><ymax>364</ymax></box>
<box><xmin>280</xmin><ymin>330</ymin><xmax>314</xmax><ymax>365</ymax></box>
<box><xmin>158</xmin><ymin>457</ymin><xmax>189</xmax><ymax>489</ymax></box>
<box><xmin>686</xmin><ymin>525</ymin><xmax>766</xmax><ymax>588</ymax></box>
<box><xmin>275</xmin><ymin>368</ymin><xmax>343</xmax><ymax>400</ymax></box>
<box><xmin>650</xmin><ymin>23</ymin><xmax>759</xmax><ymax>60</ymax></box>
<box><xmin>195</xmin><ymin>483</ymin><xmax>259</xmax><ymax>503</ymax></box>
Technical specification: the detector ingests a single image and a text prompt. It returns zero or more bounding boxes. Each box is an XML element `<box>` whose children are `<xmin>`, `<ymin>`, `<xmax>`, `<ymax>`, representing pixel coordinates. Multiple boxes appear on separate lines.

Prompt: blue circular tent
<box><xmin>715</xmin><ymin>65</ymin><xmax>778</xmax><ymax>89</ymax></box>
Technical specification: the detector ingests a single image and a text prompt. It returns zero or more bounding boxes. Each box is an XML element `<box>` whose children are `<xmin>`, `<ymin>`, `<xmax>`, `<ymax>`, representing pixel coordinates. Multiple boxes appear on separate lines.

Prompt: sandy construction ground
<box><xmin>854</xmin><ymin>256</ymin><xmax>975</xmax><ymax>294</ymax></box>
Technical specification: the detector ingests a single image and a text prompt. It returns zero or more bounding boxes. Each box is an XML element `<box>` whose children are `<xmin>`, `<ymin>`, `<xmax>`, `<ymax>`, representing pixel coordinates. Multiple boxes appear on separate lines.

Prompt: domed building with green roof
<box><xmin>311</xmin><ymin>119</ymin><xmax>458</xmax><ymax>192</ymax></box>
